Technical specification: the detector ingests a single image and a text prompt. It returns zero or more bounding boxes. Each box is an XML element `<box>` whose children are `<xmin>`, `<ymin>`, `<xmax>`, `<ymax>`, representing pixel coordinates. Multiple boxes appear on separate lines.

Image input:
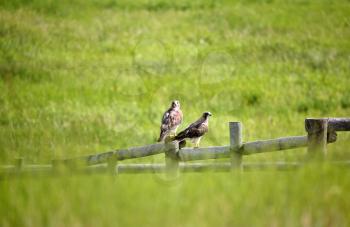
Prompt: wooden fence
<box><xmin>1</xmin><ymin>118</ymin><xmax>350</xmax><ymax>177</ymax></box>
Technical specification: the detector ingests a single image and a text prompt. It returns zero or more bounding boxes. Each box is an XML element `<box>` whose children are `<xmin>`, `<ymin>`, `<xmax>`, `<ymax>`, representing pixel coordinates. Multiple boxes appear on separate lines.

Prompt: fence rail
<box><xmin>1</xmin><ymin>117</ymin><xmax>349</xmax><ymax>177</ymax></box>
<box><xmin>2</xmin><ymin>161</ymin><xmax>350</xmax><ymax>177</ymax></box>
<box><xmin>178</xmin><ymin>135</ymin><xmax>311</xmax><ymax>161</ymax></box>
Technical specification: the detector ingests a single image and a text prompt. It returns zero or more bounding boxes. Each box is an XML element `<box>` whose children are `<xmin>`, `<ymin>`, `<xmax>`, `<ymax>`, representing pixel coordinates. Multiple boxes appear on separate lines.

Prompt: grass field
<box><xmin>1</xmin><ymin>0</ymin><xmax>350</xmax><ymax>226</ymax></box>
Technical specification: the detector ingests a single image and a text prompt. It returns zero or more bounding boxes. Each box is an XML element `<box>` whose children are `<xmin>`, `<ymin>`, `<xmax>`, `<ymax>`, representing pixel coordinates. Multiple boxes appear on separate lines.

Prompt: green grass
<box><xmin>1</xmin><ymin>0</ymin><xmax>350</xmax><ymax>226</ymax></box>
<box><xmin>1</xmin><ymin>166</ymin><xmax>350</xmax><ymax>226</ymax></box>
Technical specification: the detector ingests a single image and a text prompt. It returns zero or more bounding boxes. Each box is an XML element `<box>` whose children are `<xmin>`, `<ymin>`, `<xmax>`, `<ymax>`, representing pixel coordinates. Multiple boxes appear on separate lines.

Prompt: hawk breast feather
<box><xmin>161</xmin><ymin>109</ymin><xmax>182</xmax><ymax>130</ymax></box>
<box><xmin>158</xmin><ymin>108</ymin><xmax>183</xmax><ymax>142</ymax></box>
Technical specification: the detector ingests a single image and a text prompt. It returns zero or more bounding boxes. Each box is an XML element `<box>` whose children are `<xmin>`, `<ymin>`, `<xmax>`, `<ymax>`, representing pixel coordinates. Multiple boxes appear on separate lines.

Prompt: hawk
<box><xmin>174</xmin><ymin>112</ymin><xmax>212</xmax><ymax>148</ymax></box>
<box><xmin>158</xmin><ymin>100</ymin><xmax>183</xmax><ymax>142</ymax></box>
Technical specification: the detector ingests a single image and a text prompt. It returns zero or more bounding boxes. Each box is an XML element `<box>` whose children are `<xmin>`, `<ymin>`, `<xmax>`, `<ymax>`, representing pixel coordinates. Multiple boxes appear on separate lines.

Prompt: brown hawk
<box><xmin>174</xmin><ymin>112</ymin><xmax>212</xmax><ymax>148</ymax></box>
<box><xmin>158</xmin><ymin>100</ymin><xmax>183</xmax><ymax>142</ymax></box>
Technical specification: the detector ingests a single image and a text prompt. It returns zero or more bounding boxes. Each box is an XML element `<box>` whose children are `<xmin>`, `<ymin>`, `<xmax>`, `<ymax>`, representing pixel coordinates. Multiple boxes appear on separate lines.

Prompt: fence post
<box><xmin>51</xmin><ymin>159</ymin><xmax>59</xmax><ymax>174</ymax></box>
<box><xmin>107</xmin><ymin>153</ymin><xmax>118</xmax><ymax>175</ymax></box>
<box><xmin>15</xmin><ymin>158</ymin><xmax>24</xmax><ymax>171</ymax></box>
<box><xmin>165</xmin><ymin>141</ymin><xmax>179</xmax><ymax>177</ymax></box>
<box><xmin>305</xmin><ymin>118</ymin><xmax>328</xmax><ymax>158</ymax></box>
<box><xmin>229</xmin><ymin>122</ymin><xmax>243</xmax><ymax>170</ymax></box>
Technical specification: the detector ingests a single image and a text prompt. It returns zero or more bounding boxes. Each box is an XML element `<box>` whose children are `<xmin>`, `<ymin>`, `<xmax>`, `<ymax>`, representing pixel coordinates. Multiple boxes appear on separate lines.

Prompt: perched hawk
<box><xmin>158</xmin><ymin>100</ymin><xmax>183</xmax><ymax>142</ymax></box>
<box><xmin>174</xmin><ymin>112</ymin><xmax>212</xmax><ymax>148</ymax></box>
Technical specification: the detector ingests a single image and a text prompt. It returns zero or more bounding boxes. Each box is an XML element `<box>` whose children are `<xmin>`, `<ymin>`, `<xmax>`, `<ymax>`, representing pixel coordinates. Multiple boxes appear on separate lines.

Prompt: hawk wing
<box><xmin>158</xmin><ymin>109</ymin><xmax>183</xmax><ymax>142</ymax></box>
<box><xmin>175</xmin><ymin>121</ymin><xmax>208</xmax><ymax>141</ymax></box>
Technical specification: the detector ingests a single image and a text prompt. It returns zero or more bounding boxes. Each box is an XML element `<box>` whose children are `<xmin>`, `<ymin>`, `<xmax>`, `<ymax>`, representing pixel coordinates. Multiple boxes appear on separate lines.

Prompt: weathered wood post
<box><xmin>305</xmin><ymin>118</ymin><xmax>328</xmax><ymax>158</ymax></box>
<box><xmin>15</xmin><ymin>158</ymin><xmax>24</xmax><ymax>172</ymax></box>
<box><xmin>165</xmin><ymin>141</ymin><xmax>179</xmax><ymax>177</ymax></box>
<box><xmin>107</xmin><ymin>153</ymin><xmax>118</xmax><ymax>175</ymax></box>
<box><xmin>51</xmin><ymin>159</ymin><xmax>60</xmax><ymax>174</ymax></box>
<box><xmin>229</xmin><ymin>122</ymin><xmax>243</xmax><ymax>170</ymax></box>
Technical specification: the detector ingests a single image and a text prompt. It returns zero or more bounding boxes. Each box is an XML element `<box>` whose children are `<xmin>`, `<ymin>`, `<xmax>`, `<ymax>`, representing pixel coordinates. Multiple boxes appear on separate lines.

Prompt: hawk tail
<box><xmin>173</xmin><ymin>131</ymin><xmax>187</xmax><ymax>141</ymax></box>
<box><xmin>171</xmin><ymin>138</ymin><xmax>186</xmax><ymax>148</ymax></box>
<box><xmin>158</xmin><ymin>129</ymin><xmax>168</xmax><ymax>142</ymax></box>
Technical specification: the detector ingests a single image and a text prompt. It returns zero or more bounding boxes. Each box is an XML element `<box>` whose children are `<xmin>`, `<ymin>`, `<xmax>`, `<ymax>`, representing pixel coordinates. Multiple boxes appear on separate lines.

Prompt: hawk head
<box><xmin>202</xmin><ymin>111</ymin><xmax>212</xmax><ymax>118</ymax></box>
<box><xmin>171</xmin><ymin>100</ymin><xmax>180</xmax><ymax>109</ymax></box>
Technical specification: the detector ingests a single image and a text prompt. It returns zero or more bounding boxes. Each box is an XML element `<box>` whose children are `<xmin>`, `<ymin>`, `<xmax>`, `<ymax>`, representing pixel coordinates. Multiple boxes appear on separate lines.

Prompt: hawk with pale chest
<box><xmin>158</xmin><ymin>100</ymin><xmax>183</xmax><ymax>142</ymax></box>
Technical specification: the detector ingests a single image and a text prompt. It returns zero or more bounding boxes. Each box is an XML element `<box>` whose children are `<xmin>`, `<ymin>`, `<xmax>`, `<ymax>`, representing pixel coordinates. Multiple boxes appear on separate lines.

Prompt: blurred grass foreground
<box><xmin>1</xmin><ymin>0</ymin><xmax>350</xmax><ymax>226</ymax></box>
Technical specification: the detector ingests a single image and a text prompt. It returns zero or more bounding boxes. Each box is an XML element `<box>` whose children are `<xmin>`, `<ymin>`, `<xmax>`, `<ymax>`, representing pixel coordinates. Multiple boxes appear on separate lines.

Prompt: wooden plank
<box><xmin>60</xmin><ymin>131</ymin><xmax>336</xmax><ymax>166</ymax></box>
<box><xmin>328</xmin><ymin>118</ymin><xmax>350</xmax><ymax>131</ymax></box>
<box><xmin>305</xmin><ymin>118</ymin><xmax>328</xmax><ymax>156</ymax></box>
<box><xmin>181</xmin><ymin>163</ymin><xmax>231</xmax><ymax>172</ymax></box>
<box><xmin>178</xmin><ymin>146</ymin><xmax>230</xmax><ymax>161</ymax></box>
<box><xmin>181</xmin><ymin>162</ymin><xmax>301</xmax><ymax>172</ymax></box>
<box><xmin>118</xmin><ymin>164</ymin><xmax>164</xmax><ymax>174</ymax></box>
<box><xmin>229</xmin><ymin>122</ymin><xmax>243</xmax><ymax>169</ymax></box>
<box><xmin>91</xmin><ymin>162</ymin><xmax>301</xmax><ymax>173</ymax></box>
<box><xmin>60</xmin><ymin>151</ymin><xmax>114</xmax><ymax>166</ymax></box>
<box><xmin>0</xmin><ymin>165</ymin><xmax>15</xmax><ymax>170</ymax></box>
<box><xmin>58</xmin><ymin>143</ymin><xmax>168</xmax><ymax>166</ymax></box>
<box><xmin>242</xmin><ymin>136</ymin><xmax>308</xmax><ymax>155</ymax></box>
<box><xmin>114</xmin><ymin>161</ymin><xmax>349</xmax><ymax>173</ymax></box>
<box><xmin>242</xmin><ymin>162</ymin><xmax>301</xmax><ymax>170</ymax></box>
<box><xmin>331</xmin><ymin>160</ymin><xmax>350</xmax><ymax>167</ymax></box>
<box><xmin>86</xmin><ymin>151</ymin><xmax>115</xmax><ymax>165</ymax></box>
<box><xmin>178</xmin><ymin>136</ymin><xmax>308</xmax><ymax>161</ymax></box>
<box><xmin>116</xmin><ymin>143</ymin><xmax>168</xmax><ymax>160</ymax></box>
<box><xmin>1</xmin><ymin>161</ymin><xmax>350</xmax><ymax>176</ymax></box>
<box><xmin>118</xmin><ymin>161</ymin><xmax>350</xmax><ymax>173</ymax></box>
<box><xmin>75</xmin><ymin>162</ymin><xmax>300</xmax><ymax>173</ymax></box>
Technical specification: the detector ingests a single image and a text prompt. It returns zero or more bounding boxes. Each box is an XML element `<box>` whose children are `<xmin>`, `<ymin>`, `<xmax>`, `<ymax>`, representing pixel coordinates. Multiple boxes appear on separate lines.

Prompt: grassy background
<box><xmin>1</xmin><ymin>0</ymin><xmax>350</xmax><ymax>226</ymax></box>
